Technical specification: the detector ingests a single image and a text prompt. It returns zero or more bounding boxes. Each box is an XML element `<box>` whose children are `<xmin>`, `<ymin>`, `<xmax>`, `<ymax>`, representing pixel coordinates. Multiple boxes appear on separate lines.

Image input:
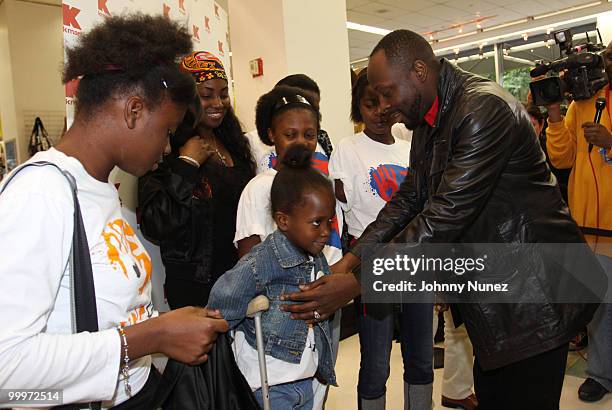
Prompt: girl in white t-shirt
<box><xmin>235</xmin><ymin>85</ymin><xmax>342</xmax><ymax>265</ymax></box>
<box><xmin>234</xmin><ymin>85</ymin><xmax>344</xmax><ymax>410</ymax></box>
<box><xmin>0</xmin><ymin>15</ymin><xmax>227</xmax><ymax>408</ymax></box>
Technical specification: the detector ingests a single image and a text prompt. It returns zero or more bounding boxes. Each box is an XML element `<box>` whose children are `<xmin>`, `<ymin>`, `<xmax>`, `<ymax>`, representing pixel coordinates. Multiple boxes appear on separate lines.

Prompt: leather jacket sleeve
<box><xmin>350</xmin><ymin>168</ymin><xmax>422</xmax><ymax>258</ymax></box>
<box><xmin>137</xmin><ymin>156</ymin><xmax>201</xmax><ymax>244</ymax></box>
<box><xmin>352</xmin><ymin>96</ymin><xmax>517</xmax><ymax>258</ymax></box>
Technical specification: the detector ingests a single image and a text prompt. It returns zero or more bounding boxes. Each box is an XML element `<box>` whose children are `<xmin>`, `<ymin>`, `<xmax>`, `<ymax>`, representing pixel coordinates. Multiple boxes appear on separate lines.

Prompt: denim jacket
<box><xmin>208</xmin><ymin>229</ymin><xmax>337</xmax><ymax>386</ymax></box>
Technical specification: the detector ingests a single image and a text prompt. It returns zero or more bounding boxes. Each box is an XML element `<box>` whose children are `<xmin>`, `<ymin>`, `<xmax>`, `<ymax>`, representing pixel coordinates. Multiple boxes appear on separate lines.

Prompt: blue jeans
<box><xmin>355</xmin><ymin>298</ymin><xmax>434</xmax><ymax>399</ymax></box>
<box><xmin>586</xmin><ymin>254</ymin><xmax>612</xmax><ymax>391</ymax></box>
<box><xmin>254</xmin><ymin>378</ymin><xmax>314</xmax><ymax>410</ymax></box>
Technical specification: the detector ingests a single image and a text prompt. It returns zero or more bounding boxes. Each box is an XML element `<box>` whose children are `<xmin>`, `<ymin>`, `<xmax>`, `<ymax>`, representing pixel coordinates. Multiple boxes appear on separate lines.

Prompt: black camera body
<box><xmin>529</xmin><ymin>29</ymin><xmax>608</xmax><ymax>106</ymax></box>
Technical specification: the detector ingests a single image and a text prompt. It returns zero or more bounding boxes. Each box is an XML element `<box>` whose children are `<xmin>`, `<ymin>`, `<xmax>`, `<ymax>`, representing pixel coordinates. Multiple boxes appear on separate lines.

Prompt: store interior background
<box><xmin>0</xmin><ymin>0</ymin><xmax>612</xmax><ymax>408</ymax></box>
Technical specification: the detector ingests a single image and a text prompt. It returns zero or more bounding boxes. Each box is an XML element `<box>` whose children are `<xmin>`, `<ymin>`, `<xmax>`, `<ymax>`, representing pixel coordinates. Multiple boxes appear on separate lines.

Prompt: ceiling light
<box><xmin>429</xmin><ymin>34</ymin><xmax>434</xmax><ymax>40</ymax></box>
<box><xmin>522</xmin><ymin>33</ymin><xmax>529</xmax><ymax>41</ymax></box>
<box><xmin>534</xmin><ymin>2</ymin><xmax>601</xmax><ymax>20</ymax></box>
<box><xmin>454</xmin><ymin>48</ymin><xmax>460</xmax><ymax>55</ymax></box>
<box><xmin>434</xmin><ymin>12</ymin><xmax>602</xmax><ymax>54</ymax></box>
<box><xmin>476</xmin><ymin>22</ymin><xmax>482</xmax><ymax>29</ymax></box>
<box><xmin>458</xmin><ymin>26</ymin><xmax>463</xmax><ymax>33</ymax></box>
<box><xmin>546</xmin><ymin>27</ymin><xmax>553</xmax><ymax>35</ymax></box>
<box><xmin>482</xmin><ymin>18</ymin><xmax>530</xmax><ymax>32</ymax></box>
<box><xmin>346</xmin><ymin>21</ymin><xmax>391</xmax><ymax>36</ymax></box>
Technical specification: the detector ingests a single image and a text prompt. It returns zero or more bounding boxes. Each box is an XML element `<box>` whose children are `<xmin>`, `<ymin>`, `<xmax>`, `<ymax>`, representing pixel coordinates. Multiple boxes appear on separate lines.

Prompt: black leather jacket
<box><xmin>352</xmin><ymin>60</ymin><xmax>601</xmax><ymax>370</ymax></box>
<box><xmin>138</xmin><ymin>155</ymin><xmax>252</xmax><ymax>285</ymax></box>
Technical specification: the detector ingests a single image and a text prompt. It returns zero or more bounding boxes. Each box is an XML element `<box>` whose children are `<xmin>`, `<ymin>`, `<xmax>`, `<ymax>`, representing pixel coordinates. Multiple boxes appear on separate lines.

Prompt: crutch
<box><xmin>246</xmin><ymin>295</ymin><xmax>271</xmax><ymax>410</ymax></box>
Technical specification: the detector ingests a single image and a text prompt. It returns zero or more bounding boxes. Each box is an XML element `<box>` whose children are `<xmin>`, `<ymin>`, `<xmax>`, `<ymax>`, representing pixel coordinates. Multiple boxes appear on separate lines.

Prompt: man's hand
<box><xmin>330</xmin><ymin>252</ymin><xmax>361</xmax><ymax>274</ymax></box>
<box><xmin>582</xmin><ymin>122</ymin><xmax>612</xmax><ymax>149</ymax></box>
<box><xmin>546</xmin><ymin>103</ymin><xmax>563</xmax><ymax>123</ymax></box>
<box><xmin>280</xmin><ymin>273</ymin><xmax>361</xmax><ymax>324</ymax></box>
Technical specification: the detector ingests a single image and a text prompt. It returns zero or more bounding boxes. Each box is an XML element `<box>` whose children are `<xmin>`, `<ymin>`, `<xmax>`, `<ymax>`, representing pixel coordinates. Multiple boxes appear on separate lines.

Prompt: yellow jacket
<box><xmin>546</xmin><ymin>86</ymin><xmax>612</xmax><ymax>255</ymax></box>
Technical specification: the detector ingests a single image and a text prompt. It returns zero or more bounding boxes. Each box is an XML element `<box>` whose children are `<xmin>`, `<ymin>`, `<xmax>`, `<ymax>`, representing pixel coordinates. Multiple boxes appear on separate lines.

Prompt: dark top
<box><xmin>138</xmin><ymin>154</ymin><xmax>253</xmax><ymax>295</ymax></box>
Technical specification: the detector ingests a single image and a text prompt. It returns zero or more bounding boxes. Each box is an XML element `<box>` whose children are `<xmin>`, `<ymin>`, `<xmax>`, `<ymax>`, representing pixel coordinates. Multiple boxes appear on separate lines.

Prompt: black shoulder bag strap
<box><xmin>0</xmin><ymin>161</ymin><xmax>101</xmax><ymax>410</ymax></box>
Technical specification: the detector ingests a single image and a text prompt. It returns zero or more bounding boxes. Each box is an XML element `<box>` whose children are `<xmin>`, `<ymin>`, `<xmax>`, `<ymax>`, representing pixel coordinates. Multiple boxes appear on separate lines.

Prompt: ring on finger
<box><xmin>313</xmin><ymin>310</ymin><xmax>321</xmax><ymax>320</ymax></box>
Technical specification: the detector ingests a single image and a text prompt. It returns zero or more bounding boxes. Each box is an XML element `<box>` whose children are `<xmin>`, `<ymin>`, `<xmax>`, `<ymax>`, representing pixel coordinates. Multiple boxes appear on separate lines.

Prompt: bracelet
<box><xmin>599</xmin><ymin>148</ymin><xmax>612</xmax><ymax>165</ymax></box>
<box><xmin>178</xmin><ymin>155</ymin><xmax>200</xmax><ymax>168</ymax></box>
<box><xmin>116</xmin><ymin>325</ymin><xmax>132</xmax><ymax>397</ymax></box>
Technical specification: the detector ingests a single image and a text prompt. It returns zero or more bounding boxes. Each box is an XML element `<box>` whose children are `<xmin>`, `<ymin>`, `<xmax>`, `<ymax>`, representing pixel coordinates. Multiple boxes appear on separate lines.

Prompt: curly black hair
<box><xmin>255</xmin><ymin>85</ymin><xmax>321</xmax><ymax>146</ymax></box>
<box><xmin>275</xmin><ymin>74</ymin><xmax>321</xmax><ymax>97</ymax></box>
<box><xmin>271</xmin><ymin>144</ymin><xmax>333</xmax><ymax>215</ymax></box>
<box><xmin>63</xmin><ymin>14</ymin><xmax>195</xmax><ymax>116</ymax></box>
<box><xmin>171</xmin><ymin>94</ymin><xmax>256</xmax><ymax>174</ymax></box>
<box><xmin>351</xmin><ymin>68</ymin><xmax>369</xmax><ymax>124</ymax></box>
<box><xmin>214</xmin><ymin>106</ymin><xmax>256</xmax><ymax>174</ymax></box>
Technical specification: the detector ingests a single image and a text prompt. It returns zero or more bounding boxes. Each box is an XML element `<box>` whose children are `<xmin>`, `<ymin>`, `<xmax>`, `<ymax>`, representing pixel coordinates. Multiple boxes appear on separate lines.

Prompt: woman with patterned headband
<box><xmin>139</xmin><ymin>51</ymin><xmax>255</xmax><ymax>309</ymax></box>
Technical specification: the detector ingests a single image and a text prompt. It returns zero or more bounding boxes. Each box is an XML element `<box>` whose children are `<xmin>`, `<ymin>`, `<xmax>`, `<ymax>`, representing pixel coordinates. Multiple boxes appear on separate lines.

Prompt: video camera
<box><xmin>529</xmin><ymin>29</ymin><xmax>608</xmax><ymax>106</ymax></box>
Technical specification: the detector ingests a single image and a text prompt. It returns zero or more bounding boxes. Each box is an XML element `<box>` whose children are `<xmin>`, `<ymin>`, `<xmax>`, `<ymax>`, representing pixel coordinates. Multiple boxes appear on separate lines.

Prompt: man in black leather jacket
<box><xmin>282</xmin><ymin>30</ymin><xmax>604</xmax><ymax>409</ymax></box>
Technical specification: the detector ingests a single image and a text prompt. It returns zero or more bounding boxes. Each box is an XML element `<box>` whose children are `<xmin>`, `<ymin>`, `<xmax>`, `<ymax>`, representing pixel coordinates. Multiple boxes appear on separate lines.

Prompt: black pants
<box><xmin>474</xmin><ymin>343</ymin><xmax>569</xmax><ymax>410</ymax></box>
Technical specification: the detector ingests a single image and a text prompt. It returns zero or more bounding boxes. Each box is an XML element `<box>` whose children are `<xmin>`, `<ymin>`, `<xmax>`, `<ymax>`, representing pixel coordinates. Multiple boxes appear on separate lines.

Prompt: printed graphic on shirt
<box><xmin>261</xmin><ymin>150</ymin><xmax>340</xmax><ymax>251</ymax></box>
<box><xmin>368</xmin><ymin>164</ymin><xmax>409</xmax><ymax>202</ymax></box>
<box><xmin>102</xmin><ymin>218</ymin><xmax>152</xmax><ymax>294</ymax></box>
<box><xmin>262</xmin><ymin>151</ymin><xmax>330</xmax><ymax>177</ymax></box>
<box><xmin>120</xmin><ymin>302</ymin><xmax>155</xmax><ymax>327</ymax></box>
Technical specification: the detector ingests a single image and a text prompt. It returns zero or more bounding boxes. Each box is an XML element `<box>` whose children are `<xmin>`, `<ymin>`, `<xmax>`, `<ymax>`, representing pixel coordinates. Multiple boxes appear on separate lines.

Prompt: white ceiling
<box><xmin>347</xmin><ymin>0</ymin><xmax>610</xmax><ymax>63</ymax></box>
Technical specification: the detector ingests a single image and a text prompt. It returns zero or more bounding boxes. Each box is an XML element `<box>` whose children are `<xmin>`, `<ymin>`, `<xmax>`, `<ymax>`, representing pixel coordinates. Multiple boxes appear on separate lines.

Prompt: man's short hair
<box><xmin>371</xmin><ymin>29</ymin><xmax>436</xmax><ymax>70</ymax></box>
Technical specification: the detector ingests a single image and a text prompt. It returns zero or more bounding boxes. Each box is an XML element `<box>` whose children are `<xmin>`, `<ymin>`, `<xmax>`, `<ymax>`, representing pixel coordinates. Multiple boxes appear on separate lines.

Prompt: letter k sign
<box><xmin>63</xmin><ymin>4</ymin><xmax>81</xmax><ymax>30</ymax></box>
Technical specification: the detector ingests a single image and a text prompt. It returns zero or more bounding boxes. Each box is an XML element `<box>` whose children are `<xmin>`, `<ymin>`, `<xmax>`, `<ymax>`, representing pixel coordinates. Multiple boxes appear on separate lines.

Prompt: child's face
<box><xmin>277</xmin><ymin>188</ymin><xmax>336</xmax><ymax>256</ymax></box>
<box><xmin>268</xmin><ymin>108</ymin><xmax>318</xmax><ymax>161</ymax></box>
<box><xmin>360</xmin><ymin>84</ymin><xmax>391</xmax><ymax>136</ymax></box>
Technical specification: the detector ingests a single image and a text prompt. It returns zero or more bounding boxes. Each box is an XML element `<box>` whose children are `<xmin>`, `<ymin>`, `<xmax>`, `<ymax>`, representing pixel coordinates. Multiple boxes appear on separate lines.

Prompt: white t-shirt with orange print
<box><xmin>0</xmin><ymin>148</ymin><xmax>155</xmax><ymax>408</ymax></box>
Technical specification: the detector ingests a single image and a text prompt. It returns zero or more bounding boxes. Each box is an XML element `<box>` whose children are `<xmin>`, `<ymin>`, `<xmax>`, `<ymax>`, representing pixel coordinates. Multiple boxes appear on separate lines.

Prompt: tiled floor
<box><xmin>326</xmin><ymin>335</ymin><xmax>612</xmax><ymax>409</ymax></box>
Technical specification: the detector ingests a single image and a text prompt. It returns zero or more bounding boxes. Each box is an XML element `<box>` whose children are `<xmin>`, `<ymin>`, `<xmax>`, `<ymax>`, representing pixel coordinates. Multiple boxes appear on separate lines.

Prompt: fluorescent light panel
<box><xmin>346</xmin><ymin>0</ymin><xmax>606</xmax><ymax>52</ymax></box>
<box><xmin>346</xmin><ymin>21</ymin><xmax>390</xmax><ymax>36</ymax></box>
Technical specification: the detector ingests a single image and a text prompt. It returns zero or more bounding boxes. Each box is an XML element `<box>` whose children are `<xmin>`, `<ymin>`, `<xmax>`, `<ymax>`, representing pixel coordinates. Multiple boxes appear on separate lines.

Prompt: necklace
<box><xmin>209</xmin><ymin>136</ymin><xmax>227</xmax><ymax>166</ymax></box>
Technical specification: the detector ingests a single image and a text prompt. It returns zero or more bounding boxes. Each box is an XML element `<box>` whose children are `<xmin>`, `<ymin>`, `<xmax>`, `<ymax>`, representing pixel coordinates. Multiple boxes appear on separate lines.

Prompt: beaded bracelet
<box><xmin>599</xmin><ymin>147</ymin><xmax>612</xmax><ymax>165</ymax></box>
<box><xmin>116</xmin><ymin>325</ymin><xmax>132</xmax><ymax>397</ymax></box>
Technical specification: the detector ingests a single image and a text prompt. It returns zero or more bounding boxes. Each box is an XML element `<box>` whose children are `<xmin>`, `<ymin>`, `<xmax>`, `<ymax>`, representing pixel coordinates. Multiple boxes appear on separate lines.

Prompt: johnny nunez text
<box><xmin>372</xmin><ymin>280</ymin><xmax>509</xmax><ymax>293</ymax></box>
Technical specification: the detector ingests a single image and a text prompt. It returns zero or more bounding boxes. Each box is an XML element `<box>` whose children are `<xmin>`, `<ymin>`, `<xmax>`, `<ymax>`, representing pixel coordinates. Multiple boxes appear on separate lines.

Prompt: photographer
<box><xmin>545</xmin><ymin>40</ymin><xmax>612</xmax><ymax>403</ymax></box>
